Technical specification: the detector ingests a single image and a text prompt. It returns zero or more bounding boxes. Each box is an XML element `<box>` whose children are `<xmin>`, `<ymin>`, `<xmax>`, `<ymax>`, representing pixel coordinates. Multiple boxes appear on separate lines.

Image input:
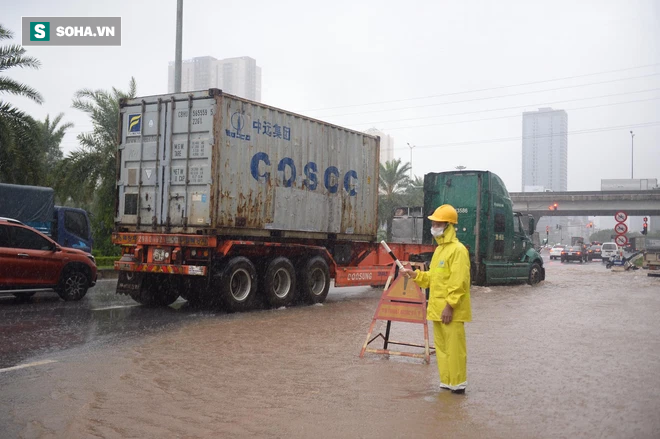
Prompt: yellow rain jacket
<box><xmin>413</xmin><ymin>224</ymin><xmax>472</xmax><ymax>322</ymax></box>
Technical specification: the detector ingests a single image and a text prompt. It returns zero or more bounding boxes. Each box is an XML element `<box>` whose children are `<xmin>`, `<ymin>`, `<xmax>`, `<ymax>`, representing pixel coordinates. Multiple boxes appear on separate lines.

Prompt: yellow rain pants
<box><xmin>433</xmin><ymin>320</ymin><xmax>467</xmax><ymax>390</ymax></box>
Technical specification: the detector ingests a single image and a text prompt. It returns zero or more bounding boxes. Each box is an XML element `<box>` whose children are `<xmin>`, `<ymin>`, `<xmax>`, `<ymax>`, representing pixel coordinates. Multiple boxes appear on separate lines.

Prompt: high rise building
<box><xmin>364</xmin><ymin>128</ymin><xmax>394</xmax><ymax>164</ymax></box>
<box><xmin>522</xmin><ymin>107</ymin><xmax>568</xmax><ymax>192</ymax></box>
<box><xmin>168</xmin><ymin>56</ymin><xmax>262</xmax><ymax>102</ymax></box>
<box><xmin>522</xmin><ymin>108</ymin><xmax>569</xmax><ymax>243</ymax></box>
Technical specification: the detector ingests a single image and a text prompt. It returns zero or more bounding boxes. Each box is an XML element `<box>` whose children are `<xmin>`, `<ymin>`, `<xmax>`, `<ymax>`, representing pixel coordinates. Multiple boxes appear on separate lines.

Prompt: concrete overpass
<box><xmin>510</xmin><ymin>190</ymin><xmax>660</xmax><ymax>222</ymax></box>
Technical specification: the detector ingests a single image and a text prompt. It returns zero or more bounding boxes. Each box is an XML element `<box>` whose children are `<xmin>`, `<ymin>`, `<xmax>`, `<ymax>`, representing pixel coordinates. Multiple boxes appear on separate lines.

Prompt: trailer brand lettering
<box><xmin>252</xmin><ymin>119</ymin><xmax>291</xmax><ymax>141</ymax></box>
<box><xmin>348</xmin><ymin>272</ymin><xmax>373</xmax><ymax>281</ymax></box>
<box><xmin>250</xmin><ymin>153</ymin><xmax>358</xmax><ymax>196</ymax></box>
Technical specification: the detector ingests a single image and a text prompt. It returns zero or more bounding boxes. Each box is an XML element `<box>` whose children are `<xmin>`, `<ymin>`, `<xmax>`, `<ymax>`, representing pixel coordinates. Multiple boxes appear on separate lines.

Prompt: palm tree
<box><xmin>404</xmin><ymin>175</ymin><xmax>424</xmax><ymax>208</ymax></box>
<box><xmin>0</xmin><ymin>24</ymin><xmax>43</xmax><ymax>183</ymax></box>
<box><xmin>36</xmin><ymin>113</ymin><xmax>73</xmax><ymax>186</ymax></box>
<box><xmin>57</xmin><ymin>77</ymin><xmax>137</xmax><ymax>254</ymax></box>
<box><xmin>378</xmin><ymin>159</ymin><xmax>411</xmax><ymax>241</ymax></box>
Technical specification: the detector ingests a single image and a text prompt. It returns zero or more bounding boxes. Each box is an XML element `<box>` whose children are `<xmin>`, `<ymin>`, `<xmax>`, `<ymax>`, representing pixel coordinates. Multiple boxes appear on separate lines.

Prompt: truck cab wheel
<box><xmin>261</xmin><ymin>257</ymin><xmax>296</xmax><ymax>308</ymax></box>
<box><xmin>527</xmin><ymin>262</ymin><xmax>543</xmax><ymax>286</ymax></box>
<box><xmin>217</xmin><ymin>256</ymin><xmax>258</xmax><ymax>312</ymax></box>
<box><xmin>297</xmin><ymin>256</ymin><xmax>330</xmax><ymax>304</ymax></box>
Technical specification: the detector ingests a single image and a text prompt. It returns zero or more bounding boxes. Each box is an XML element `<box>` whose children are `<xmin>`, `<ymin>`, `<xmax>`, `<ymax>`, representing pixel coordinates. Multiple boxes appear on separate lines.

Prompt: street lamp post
<box><xmin>174</xmin><ymin>0</ymin><xmax>183</xmax><ymax>93</ymax></box>
<box><xmin>407</xmin><ymin>143</ymin><xmax>415</xmax><ymax>180</ymax></box>
<box><xmin>630</xmin><ymin>130</ymin><xmax>635</xmax><ymax>179</ymax></box>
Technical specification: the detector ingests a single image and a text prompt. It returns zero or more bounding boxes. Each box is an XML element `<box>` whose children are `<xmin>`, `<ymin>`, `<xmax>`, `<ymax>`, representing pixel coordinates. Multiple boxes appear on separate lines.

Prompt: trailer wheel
<box><xmin>129</xmin><ymin>274</ymin><xmax>180</xmax><ymax>307</ymax></box>
<box><xmin>261</xmin><ymin>257</ymin><xmax>296</xmax><ymax>308</ymax></box>
<box><xmin>527</xmin><ymin>262</ymin><xmax>543</xmax><ymax>286</ymax></box>
<box><xmin>218</xmin><ymin>256</ymin><xmax>257</xmax><ymax>312</ymax></box>
<box><xmin>298</xmin><ymin>256</ymin><xmax>330</xmax><ymax>304</ymax></box>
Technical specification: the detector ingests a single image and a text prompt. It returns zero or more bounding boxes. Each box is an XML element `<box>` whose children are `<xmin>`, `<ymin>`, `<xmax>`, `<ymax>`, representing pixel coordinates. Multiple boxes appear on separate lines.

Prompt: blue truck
<box><xmin>0</xmin><ymin>183</ymin><xmax>93</xmax><ymax>252</ymax></box>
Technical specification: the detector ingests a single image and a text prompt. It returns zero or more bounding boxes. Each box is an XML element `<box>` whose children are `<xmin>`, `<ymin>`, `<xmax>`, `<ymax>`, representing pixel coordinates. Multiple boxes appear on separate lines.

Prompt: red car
<box><xmin>0</xmin><ymin>217</ymin><xmax>97</xmax><ymax>300</ymax></box>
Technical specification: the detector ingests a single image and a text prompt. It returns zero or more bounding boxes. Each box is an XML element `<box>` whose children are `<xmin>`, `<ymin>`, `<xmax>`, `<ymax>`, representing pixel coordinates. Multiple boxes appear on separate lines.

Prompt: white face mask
<box><xmin>430</xmin><ymin>226</ymin><xmax>445</xmax><ymax>237</ymax></box>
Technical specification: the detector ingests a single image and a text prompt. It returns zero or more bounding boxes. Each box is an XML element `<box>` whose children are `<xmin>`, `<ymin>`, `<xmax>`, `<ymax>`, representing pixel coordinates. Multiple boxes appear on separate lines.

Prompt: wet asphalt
<box><xmin>1</xmin><ymin>257</ymin><xmax>659</xmax><ymax>438</ymax></box>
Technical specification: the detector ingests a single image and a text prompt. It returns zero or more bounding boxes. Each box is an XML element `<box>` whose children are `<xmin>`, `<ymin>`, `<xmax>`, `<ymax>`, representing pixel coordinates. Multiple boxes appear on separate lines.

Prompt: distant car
<box><xmin>601</xmin><ymin>242</ymin><xmax>619</xmax><ymax>262</ymax></box>
<box><xmin>561</xmin><ymin>246</ymin><xmax>586</xmax><ymax>263</ymax></box>
<box><xmin>0</xmin><ymin>217</ymin><xmax>97</xmax><ymax>300</ymax></box>
<box><xmin>549</xmin><ymin>244</ymin><xmax>565</xmax><ymax>260</ymax></box>
<box><xmin>589</xmin><ymin>245</ymin><xmax>602</xmax><ymax>261</ymax></box>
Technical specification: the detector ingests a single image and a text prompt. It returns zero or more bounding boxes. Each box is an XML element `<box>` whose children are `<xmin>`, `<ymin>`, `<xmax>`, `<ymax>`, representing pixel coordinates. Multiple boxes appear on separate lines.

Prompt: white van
<box><xmin>601</xmin><ymin>242</ymin><xmax>619</xmax><ymax>262</ymax></box>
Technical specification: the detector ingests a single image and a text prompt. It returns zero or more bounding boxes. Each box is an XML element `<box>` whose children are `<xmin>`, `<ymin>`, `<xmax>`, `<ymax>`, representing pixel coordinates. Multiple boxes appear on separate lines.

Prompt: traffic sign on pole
<box><xmin>614</xmin><ymin>223</ymin><xmax>628</xmax><ymax>235</ymax></box>
<box><xmin>615</xmin><ymin>235</ymin><xmax>628</xmax><ymax>246</ymax></box>
<box><xmin>614</xmin><ymin>211</ymin><xmax>628</xmax><ymax>223</ymax></box>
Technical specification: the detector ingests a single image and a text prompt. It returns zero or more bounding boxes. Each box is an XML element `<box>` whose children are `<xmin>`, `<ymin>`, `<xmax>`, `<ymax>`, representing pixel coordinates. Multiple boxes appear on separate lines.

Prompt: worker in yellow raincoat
<box><xmin>401</xmin><ymin>204</ymin><xmax>472</xmax><ymax>394</ymax></box>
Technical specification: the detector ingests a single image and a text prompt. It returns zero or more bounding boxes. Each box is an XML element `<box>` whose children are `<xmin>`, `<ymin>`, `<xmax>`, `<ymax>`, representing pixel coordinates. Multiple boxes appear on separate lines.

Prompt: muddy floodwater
<box><xmin>2</xmin><ymin>260</ymin><xmax>660</xmax><ymax>438</ymax></box>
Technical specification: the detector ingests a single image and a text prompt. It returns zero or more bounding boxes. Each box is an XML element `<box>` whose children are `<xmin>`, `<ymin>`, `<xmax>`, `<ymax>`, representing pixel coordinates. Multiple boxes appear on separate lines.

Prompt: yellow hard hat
<box><xmin>428</xmin><ymin>204</ymin><xmax>458</xmax><ymax>224</ymax></box>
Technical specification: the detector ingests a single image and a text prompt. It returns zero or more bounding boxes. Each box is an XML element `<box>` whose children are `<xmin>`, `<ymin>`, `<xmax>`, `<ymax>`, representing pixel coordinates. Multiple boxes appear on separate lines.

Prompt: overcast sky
<box><xmin>4</xmin><ymin>0</ymin><xmax>659</xmax><ymax>193</ymax></box>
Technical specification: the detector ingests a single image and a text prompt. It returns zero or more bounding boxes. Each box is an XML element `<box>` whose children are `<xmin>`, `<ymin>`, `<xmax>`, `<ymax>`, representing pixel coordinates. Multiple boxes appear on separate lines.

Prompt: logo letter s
<box><xmin>35</xmin><ymin>24</ymin><xmax>45</xmax><ymax>39</ymax></box>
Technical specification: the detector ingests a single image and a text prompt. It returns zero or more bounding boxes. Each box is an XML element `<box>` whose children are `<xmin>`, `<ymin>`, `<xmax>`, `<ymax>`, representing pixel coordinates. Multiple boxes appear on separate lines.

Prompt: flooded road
<box><xmin>1</xmin><ymin>259</ymin><xmax>659</xmax><ymax>438</ymax></box>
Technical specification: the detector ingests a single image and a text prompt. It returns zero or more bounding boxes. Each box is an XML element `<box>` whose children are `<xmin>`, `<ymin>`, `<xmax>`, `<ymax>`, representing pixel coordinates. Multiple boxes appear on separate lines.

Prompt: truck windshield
<box><xmin>64</xmin><ymin>210</ymin><xmax>90</xmax><ymax>239</ymax></box>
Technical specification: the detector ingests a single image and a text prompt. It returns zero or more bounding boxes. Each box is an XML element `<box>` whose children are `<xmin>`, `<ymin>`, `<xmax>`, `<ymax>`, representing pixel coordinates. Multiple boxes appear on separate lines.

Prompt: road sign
<box><xmin>614</xmin><ymin>223</ymin><xmax>628</xmax><ymax>234</ymax></box>
<box><xmin>615</xmin><ymin>211</ymin><xmax>628</xmax><ymax>222</ymax></box>
<box><xmin>615</xmin><ymin>235</ymin><xmax>628</xmax><ymax>246</ymax></box>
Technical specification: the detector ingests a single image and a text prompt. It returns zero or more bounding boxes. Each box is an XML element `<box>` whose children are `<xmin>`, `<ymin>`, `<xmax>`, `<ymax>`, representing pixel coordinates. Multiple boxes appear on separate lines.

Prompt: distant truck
<box><xmin>571</xmin><ymin>236</ymin><xmax>585</xmax><ymax>246</ymax></box>
<box><xmin>422</xmin><ymin>170</ymin><xmax>545</xmax><ymax>286</ymax></box>
<box><xmin>643</xmin><ymin>238</ymin><xmax>660</xmax><ymax>277</ymax></box>
<box><xmin>0</xmin><ymin>183</ymin><xmax>94</xmax><ymax>253</ymax></box>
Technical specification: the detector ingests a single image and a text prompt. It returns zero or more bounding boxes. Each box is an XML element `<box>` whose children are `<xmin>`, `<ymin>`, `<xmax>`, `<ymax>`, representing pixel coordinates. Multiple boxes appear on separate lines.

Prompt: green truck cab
<box><xmin>423</xmin><ymin>170</ymin><xmax>545</xmax><ymax>286</ymax></box>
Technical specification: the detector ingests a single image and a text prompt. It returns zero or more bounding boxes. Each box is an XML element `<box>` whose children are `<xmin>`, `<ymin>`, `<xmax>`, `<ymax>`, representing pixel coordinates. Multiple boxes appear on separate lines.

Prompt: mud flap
<box><xmin>116</xmin><ymin>272</ymin><xmax>144</xmax><ymax>296</ymax></box>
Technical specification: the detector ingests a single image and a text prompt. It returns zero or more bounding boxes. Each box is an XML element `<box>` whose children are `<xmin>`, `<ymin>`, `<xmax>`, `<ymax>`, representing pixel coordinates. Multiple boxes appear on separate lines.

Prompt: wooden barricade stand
<box><xmin>359</xmin><ymin>261</ymin><xmax>435</xmax><ymax>364</ymax></box>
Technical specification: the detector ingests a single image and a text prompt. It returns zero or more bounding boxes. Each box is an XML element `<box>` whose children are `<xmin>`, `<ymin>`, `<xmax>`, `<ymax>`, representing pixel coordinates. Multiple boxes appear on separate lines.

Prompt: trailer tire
<box><xmin>129</xmin><ymin>274</ymin><xmax>180</xmax><ymax>307</ymax></box>
<box><xmin>218</xmin><ymin>256</ymin><xmax>258</xmax><ymax>312</ymax></box>
<box><xmin>298</xmin><ymin>256</ymin><xmax>330</xmax><ymax>304</ymax></box>
<box><xmin>527</xmin><ymin>262</ymin><xmax>543</xmax><ymax>286</ymax></box>
<box><xmin>261</xmin><ymin>257</ymin><xmax>296</xmax><ymax>308</ymax></box>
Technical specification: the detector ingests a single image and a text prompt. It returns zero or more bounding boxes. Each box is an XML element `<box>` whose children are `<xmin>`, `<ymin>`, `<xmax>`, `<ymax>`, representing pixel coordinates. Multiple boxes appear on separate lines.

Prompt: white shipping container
<box><xmin>115</xmin><ymin>90</ymin><xmax>380</xmax><ymax>242</ymax></box>
<box><xmin>600</xmin><ymin>179</ymin><xmax>658</xmax><ymax>191</ymax></box>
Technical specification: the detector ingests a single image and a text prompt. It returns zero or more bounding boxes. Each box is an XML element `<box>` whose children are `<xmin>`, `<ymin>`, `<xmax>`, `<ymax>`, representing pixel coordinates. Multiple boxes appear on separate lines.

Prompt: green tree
<box><xmin>58</xmin><ymin>77</ymin><xmax>137</xmax><ymax>255</ymax></box>
<box><xmin>404</xmin><ymin>175</ymin><xmax>424</xmax><ymax>208</ymax></box>
<box><xmin>0</xmin><ymin>24</ymin><xmax>43</xmax><ymax>184</ymax></box>
<box><xmin>35</xmin><ymin>113</ymin><xmax>73</xmax><ymax>183</ymax></box>
<box><xmin>378</xmin><ymin>159</ymin><xmax>411</xmax><ymax>241</ymax></box>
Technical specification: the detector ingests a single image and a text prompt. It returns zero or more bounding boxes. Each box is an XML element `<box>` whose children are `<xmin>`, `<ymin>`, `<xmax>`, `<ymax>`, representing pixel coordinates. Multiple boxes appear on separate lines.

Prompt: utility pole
<box><xmin>174</xmin><ymin>0</ymin><xmax>183</xmax><ymax>93</ymax></box>
<box><xmin>407</xmin><ymin>143</ymin><xmax>415</xmax><ymax>180</ymax></box>
<box><xmin>630</xmin><ymin>130</ymin><xmax>635</xmax><ymax>179</ymax></box>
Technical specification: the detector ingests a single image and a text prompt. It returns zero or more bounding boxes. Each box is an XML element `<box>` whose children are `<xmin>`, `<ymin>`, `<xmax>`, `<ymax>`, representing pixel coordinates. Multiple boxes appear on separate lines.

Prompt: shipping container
<box><xmin>113</xmin><ymin>90</ymin><xmax>434</xmax><ymax>311</ymax></box>
<box><xmin>116</xmin><ymin>89</ymin><xmax>379</xmax><ymax>242</ymax></box>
